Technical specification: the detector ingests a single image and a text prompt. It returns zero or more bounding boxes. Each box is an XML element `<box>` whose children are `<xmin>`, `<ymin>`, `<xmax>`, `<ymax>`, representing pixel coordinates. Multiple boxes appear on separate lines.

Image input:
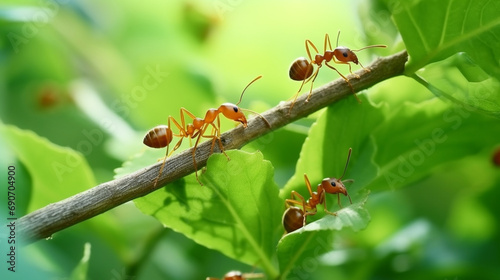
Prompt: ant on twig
<box><xmin>282</xmin><ymin>148</ymin><xmax>354</xmax><ymax>233</ymax></box>
<box><xmin>143</xmin><ymin>76</ymin><xmax>270</xmax><ymax>186</ymax></box>
<box><xmin>288</xmin><ymin>31</ymin><xmax>386</xmax><ymax>113</ymax></box>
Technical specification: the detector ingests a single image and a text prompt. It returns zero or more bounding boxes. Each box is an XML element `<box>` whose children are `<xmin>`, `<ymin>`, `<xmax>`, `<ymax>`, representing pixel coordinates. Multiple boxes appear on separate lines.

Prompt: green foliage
<box><xmin>0</xmin><ymin>123</ymin><xmax>95</xmax><ymax>214</ymax></box>
<box><xmin>69</xmin><ymin>243</ymin><xmax>91</xmax><ymax>280</ymax></box>
<box><xmin>394</xmin><ymin>0</ymin><xmax>500</xmax><ymax>77</ymax></box>
<box><xmin>1</xmin><ymin>0</ymin><xmax>499</xmax><ymax>279</ymax></box>
<box><xmin>277</xmin><ymin>196</ymin><xmax>370</xmax><ymax>279</ymax></box>
<box><xmin>134</xmin><ymin>150</ymin><xmax>282</xmax><ymax>278</ymax></box>
<box><xmin>392</xmin><ymin>0</ymin><xmax>500</xmax><ymax>116</ymax></box>
<box><xmin>128</xmin><ymin>148</ymin><xmax>373</xmax><ymax>278</ymax></box>
<box><xmin>281</xmin><ymin>95</ymin><xmax>382</xmax><ymax>199</ymax></box>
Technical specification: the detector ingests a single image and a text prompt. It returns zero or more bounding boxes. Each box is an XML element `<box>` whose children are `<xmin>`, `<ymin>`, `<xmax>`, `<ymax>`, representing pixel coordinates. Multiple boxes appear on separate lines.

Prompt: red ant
<box><xmin>283</xmin><ymin>148</ymin><xmax>354</xmax><ymax>232</ymax></box>
<box><xmin>143</xmin><ymin>76</ymin><xmax>269</xmax><ymax>186</ymax></box>
<box><xmin>206</xmin><ymin>270</ymin><xmax>264</xmax><ymax>280</ymax></box>
<box><xmin>288</xmin><ymin>31</ymin><xmax>386</xmax><ymax>112</ymax></box>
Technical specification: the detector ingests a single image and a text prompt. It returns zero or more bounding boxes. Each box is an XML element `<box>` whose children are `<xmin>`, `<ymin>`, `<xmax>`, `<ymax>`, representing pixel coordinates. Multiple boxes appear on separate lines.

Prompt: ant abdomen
<box><xmin>289</xmin><ymin>58</ymin><xmax>313</xmax><ymax>81</ymax></box>
<box><xmin>143</xmin><ymin>125</ymin><xmax>172</xmax><ymax>148</ymax></box>
<box><xmin>282</xmin><ymin>206</ymin><xmax>305</xmax><ymax>233</ymax></box>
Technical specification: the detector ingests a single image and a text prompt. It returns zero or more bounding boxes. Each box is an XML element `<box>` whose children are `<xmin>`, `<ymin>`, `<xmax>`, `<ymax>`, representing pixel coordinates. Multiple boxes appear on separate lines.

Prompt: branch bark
<box><xmin>18</xmin><ymin>50</ymin><xmax>408</xmax><ymax>243</ymax></box>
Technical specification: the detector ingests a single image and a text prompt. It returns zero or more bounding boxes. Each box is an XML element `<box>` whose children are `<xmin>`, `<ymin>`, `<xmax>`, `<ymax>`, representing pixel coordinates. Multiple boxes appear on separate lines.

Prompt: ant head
<box><xmin>218</xmin><ymin>75</ymin><xmax>262</xmax><ymax>128</ymax></box>
<box><xmin>333</xmin><ymin>31</ymin><xmax>358</xmax><ymax>64</ymax></box>
<box><xmin>333</xmin><ymin>47</ymin><xmax>359</xmax><ymax>64</ymax></box>
<box><xmin>219</xmin><ymin>103</ymin><xmax>247</xmax><ymax>128</ymax></box>
<box><xmin>321</xmin><ymin>178</ymin><xmax>348</xmax><ymax>196</ymax></box>
<box><xmin>323</xmin><ymin>147</ymin><xmax>353</xmax><ymax>196</ymax></box>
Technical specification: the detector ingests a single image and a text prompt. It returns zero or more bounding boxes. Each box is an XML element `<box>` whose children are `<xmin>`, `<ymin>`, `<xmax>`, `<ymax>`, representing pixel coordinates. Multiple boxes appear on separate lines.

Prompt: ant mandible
<box><xmin>288</xmin><ymin>31</ymin><xmax>386</xmax><ymax>113</ymax></box>
<box><xmin>283</xmin><ymin>148</ymin><xmax>354</xmax><ymax>232</ymax></box>
<box><xmin>144</xmin><ymin>76</ymin><xmax>269</xmax><ymax>186</ymax></box>
<box><xmin>206</xmin><ymin>270</ymin><xmax>264</xmax><ymax>280</ymax></box>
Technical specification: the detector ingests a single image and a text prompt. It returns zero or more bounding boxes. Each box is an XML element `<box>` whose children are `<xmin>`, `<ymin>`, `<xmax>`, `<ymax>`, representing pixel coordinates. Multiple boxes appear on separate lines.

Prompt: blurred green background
<box><xmin>0</xmin><ymin>0</ymin><xmax>499</xmax><ymax>279</ymax></box>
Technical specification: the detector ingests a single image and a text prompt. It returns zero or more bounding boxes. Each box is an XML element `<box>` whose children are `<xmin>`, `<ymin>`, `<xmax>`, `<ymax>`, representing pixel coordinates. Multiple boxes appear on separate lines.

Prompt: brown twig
<box><xmin>17</xmin><ymin>50</ymin><xmax>408</xmax><ymax>243</ymax></box>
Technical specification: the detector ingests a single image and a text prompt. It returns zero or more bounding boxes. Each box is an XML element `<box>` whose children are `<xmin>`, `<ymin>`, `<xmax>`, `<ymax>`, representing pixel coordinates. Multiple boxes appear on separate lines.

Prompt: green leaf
<box><xmin>369</xmin><ymin>97</ymin><xmax>500</xmax><ymax>191</ymax></box>
<box><xmin>281</xmin><ymin>95</ymin><xmax>383</xmax><ymax>202</ymax></box>
<box><xmin>393</xmin><ymin>0</ymin><xmax>500</xmax><ymax>77</ymax></box>
<box><xmin>69</xmin><ymin>243</ymin><xmax>91</xmax><ymax>280</ymax></box>
<box><xmin>392</xmin><ymin>0</ymin><xmax>500</xmax><ymax>115</ymax></box>
<box><xmin>134</xmin><ymin>150</ymin><xmax>281</xmax><ymax>278</ymax></box>
<box><xmin>412</xmin><ymin>54</ymin><xmax>500</xmax><ymax>117</ymax></box>
<box><xmin>0</xmin><ymin>123</ymin><xmax>95</xmax><ymax>214</ymax></box>
<box><xmin>277</xmin><ymin>195</ymin><xmax>370</xmax><ymax>279</ymax></box>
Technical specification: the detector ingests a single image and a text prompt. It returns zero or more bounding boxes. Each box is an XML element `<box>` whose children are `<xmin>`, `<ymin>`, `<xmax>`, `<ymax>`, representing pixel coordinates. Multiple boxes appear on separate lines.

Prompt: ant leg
<box><xmin>324</xmin><ymin>62</ymin><xmax>351</xmax><ymax>84</ymax></box>
<box><xmin>155</xmin><ymin>117</ymin><xmax>185</xmax><ymax>163</ymax></box>
<box><xmin>153</xmin><ymin>117</ymin><xmax>183</xmax><ymax>187</ymax></box>
<box><xmin>289</xmin><ymin>191</ymin><xmax>312</xmax><ymax>227</ymax></box>
<box><xmin>322</xmin><ymin>195</ymin><xmax>338</xmax><ymax>217</ymax></box>
<box><xmin>305</xmin><ymin>66</ymin><xmax>320</xmax><ymax>102</ymax></box>
<box><xmin>358</xmin><ymin>61</ymin><xmax>370</xmax><ymax>72</ymax></box>
<box><xmin>212</xmin><ymin>115</ymin><xmax>231</xmax><ymax>160</ymax></box>
<box><xmin>288</xmin><ymin>62</ymin><xmax>315</xmax><ymax>114</ymax></box>
<box><xmin>303</xmin><ymin>40</ymin><xmax>320</xmax><ymax>103</ymax></box>
<box><xmin>240</xmin><ymin>108</ymin><xmax>271</xmax><ymax>128</ymax></box>
<box><xmin>349</xmin><ymin>64</ymin><xmax>359</xmax><ymax>78</ymax></box>
<box><xmin>288</xmin><ymin>40</ymin><xmax>320</xmax><ymax>115</ymax></box>
<box><xmin>324</xmin><ymin>209</ymin><xmax>338</xmax><ymax>216</ymax></box>
<box><xmin>325</xmin><ymin>33</ymin><xmax>334</xmax><ymax>53</ymax></box>
<box><xmin>204</xmin><ymin>126</ymin><xmax>226</xmax><ymax>160</ymax></box>
<box><xmin>180</xmin><ymin>107</ymin><xmax>198</xmax><ymax>124</ymax></box>
<box><xmin>168</xmin><ymin>138</ymin><xmax>184</xmax><ymax>157</ymax></box>
<box><xmin>154</xmin><ymin>141</ymin><xmax>169</xmax><ymax>187</ymax></box>
<box><xmin>305</xmin><ymin>39</ymin><xmax>319</xmax><ymax>61</ymax></box>
<box><xmin>324</xmin><ymin>62</ymin><xmax>361</xmax><ymax>103</ymax></box>
<box><xmin>169</xmin><ymin>116</ymin><xmax>187</xmax><ymax>138</ymax></box>
<box><xmin>178</xmin><ymin>108</ymin><xmax>196</xmax><ymax>146</ymax></box>
<box><xmin>303</xmin><ymin>174</ymin><xmax>316</xmax><ymax>197</ymax></box>
<box><xmin>191</xmin><ymin>125</ymin><xmax>208</xmax><ymax>185</ymax></box>
<box><xmin>331</xmin><ymin>60</ymin><xmax>360</xmax><ymax>79</ymax></box>
<box><xmin>303</xmin><ymin>209</ymin><xmax>318</xmax><ymax>224</ymax></box>
<box><xmin>209</xmin><ymin>125</ymin><xmax>217</xmax><ymax>155</ymax></box>
<box><xmin>347</xmin><ymin>193</ymin><xmax>353</xmax><ymax>204</ymax></box>
<box><xmin>215</xmin><ymin>115</ymin><xmax>229</xmax><ymax>160</ymax></box>
<box><xmin>204</xmin><ymin>117</ymin><xmax>229</xmax><ymax>161</ymax></box>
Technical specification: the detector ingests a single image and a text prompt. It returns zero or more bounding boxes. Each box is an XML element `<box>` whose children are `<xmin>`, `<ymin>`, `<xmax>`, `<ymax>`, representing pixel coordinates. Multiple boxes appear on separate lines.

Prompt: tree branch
<box><xmin>18</xmin><ymin>50</ymin><xmax>408</xmax><ymax>243</ymax></box>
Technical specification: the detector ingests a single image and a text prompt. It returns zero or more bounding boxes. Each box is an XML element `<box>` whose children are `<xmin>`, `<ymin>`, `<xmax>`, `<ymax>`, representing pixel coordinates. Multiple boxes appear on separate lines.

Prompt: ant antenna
<box><xmin>241</xmin><ymin>108</ymin><xmax>271</xmax><ymax>128</ymax></box>
<box><xmin>352</xmin><ymin>44</ymin><xmax>388</xmax><ymax>52</ymax></box>
<box><xmin>336</xmin><ymin>30</ymin><xmax>386</xmax><ymax>52</ymax></box>
<box><xmin>339</xmin><ymin>147</ymin><xmax>352</xmax><ymax>180</ymax></box>
<box><xmin>340</xmin><ymin>147</ymin><xmax>353</xmax><ymax>204</ymax></box>
<box><xmin>236</xmin><ymin>75</ymin><xmax>262</xmax><ymax>106</ymax></box>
